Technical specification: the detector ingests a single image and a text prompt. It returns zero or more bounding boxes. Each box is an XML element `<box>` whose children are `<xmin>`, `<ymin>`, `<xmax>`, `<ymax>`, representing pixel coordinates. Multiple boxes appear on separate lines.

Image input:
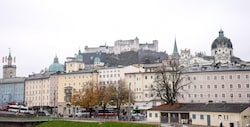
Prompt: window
<box><xmin>239</xmin><ymin>94</ymin><xmax>241</xmax><ymax>98</ymax></box>
<box><xmin>145</xmin><ymin>94</ymin><xmax>148</xmax><ymax>97</ymax></box>
<box><xmin>200</xmin><ymin>94</ymin><xmax>203</xmax><ymax>98</ymax></box>
<box><xmin>192</xmin><ymin>114</ymin><xmax>196</xmax><ymax>119</ymax></box>
<box><xmin>155</xmin><ymin>113</ymin><xmax>158</xmax><ymax>118</ymax></box>
<box><xmin>208</xmin><ymin>94</ymin><xmax>210</xmax><ymax>98</ymax></box>
<box><xmin>214</xmin><ymin>76</ymin><xmax>217</xmax><ymax>80</ymax></box>
<box><xmin>238</xmin><ymin>84</ymin><xmax>241</xmax><ymax>88</ymax></box>
<box><xmin>246</xmin><ymin>75</ymin><xmax>249</xmax><ymax>79</ymax></box>
<box><xmin>207</xmin><ymin>76</ymin><xmax>210</xmax><ymax>80</ymax></box>
<box><xmin>221</xmin><ymin>76</ymin><xmax>224</xmax><ymax>80</ymax></box>
<box><xmin>207</xmin><ymin>85</ymin><xmax>210</xmax><ymax>89</ymax></box>
<box><xmin>214</xmin><ymin>84</ymin><xmax>217</xmax><ymax>89</ymax></box>
<box><xmin>222</xmin><ymin>94</ymin><xmax>225</xmax><ymax>98</ymax></box>
<box><xmin>193</xmin><ymin>76</ymin><xmax>196</xmax><ymax>80</ymax></box>
<box><xmin>229</xmin><ymin>75</ymin><xmax>232</xmax><ymax>79</ymax></box>
<box><xmin>230</xmin><ymin>93</ymin><xmax>233</xmax><ymax>98</ymax></box>
<box><xmin>246</xmin><ymin>84</ymin><xmax>249</xmax><ymax>88</ymax></box>
<box><xmin>145</xmin><ymin>76</ymin><xmax>147</xmax><ymax>79</ymax></box>
<box><xmin>237</xmin><ymin>75</ymin><xmax>240</xmax><ymax>79</ymax></box>
<box><xmin>200</xmin><ymin>114</ymin><xmax>204</xmax><ymax>120</ymax></box>
<box><xmin>215</xmin><ymin>94</ymin><xmax>218</xmax><ymax>98</ymax></box>
<box><xmin>222</xmin><ymin>84</ymin><xmax>224</xmax><ymax>88</ymax></box>
<box><xmin>194</xmin><ymin>85</ymin><xmax>197</xmax><ymax>89</ymax></box>
<box><xmin>200</xmin><ymin>85</ymin><xmax>202</xmax><ymax>89</ymax></box>
<box><xmin>247</xmin><ymin>94</ymin><xmax>250</xmax><ymax>98</ymax></box>
<box><xmin>149</xmin><ymin>113</ymin><xmax>152</xmax><ymax>117</ymax></box>
<box><xmin>230</xmin><ymin>84</ymin><xmax>233</xmax><ymax>88</ymax></box>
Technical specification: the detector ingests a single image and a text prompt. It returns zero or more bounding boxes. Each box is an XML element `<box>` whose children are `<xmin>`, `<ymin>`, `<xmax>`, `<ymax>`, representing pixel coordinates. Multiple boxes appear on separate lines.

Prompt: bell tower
<box><xmin>2</xmin><ymin>49</ymin><xmax>16</xmax><ymax>78</ymax></box>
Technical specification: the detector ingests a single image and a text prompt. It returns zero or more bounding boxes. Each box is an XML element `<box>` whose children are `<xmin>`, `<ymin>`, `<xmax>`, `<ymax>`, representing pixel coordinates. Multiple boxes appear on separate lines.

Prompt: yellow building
<box><xmin>56</xmin><ymin>69</ymin><xmax>98</xmax><ymax>116</ymax></box>
<box><xmin>65</xmin><ymin>50</ymin><xmax>84</xmax><ymax>73</ymax></box>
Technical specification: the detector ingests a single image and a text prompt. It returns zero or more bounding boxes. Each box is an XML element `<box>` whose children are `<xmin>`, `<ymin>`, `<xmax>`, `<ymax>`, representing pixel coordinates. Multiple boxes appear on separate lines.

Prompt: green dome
<box><xmin>76</xmin><ymin>50</ymin><xmax>83</xmax><ymax>61</ymax></box>
<box><xmin>211</xmin><ymin>30</ymin><xmax>233</xmax><ymax>50</ymax></box>
<box><xmin>48</xmin><ymin>56</ymin><xmax>65</xmax><ymax>72</ymax></box>
<box><xmin>94</xmin><ymin>56</ymin><xmax>101</xmax><ymax>63</ymax></box>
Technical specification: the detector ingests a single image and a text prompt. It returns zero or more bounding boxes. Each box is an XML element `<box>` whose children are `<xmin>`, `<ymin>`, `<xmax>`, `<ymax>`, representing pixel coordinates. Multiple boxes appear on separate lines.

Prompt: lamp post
<box><xmin>53</xmin><ymin>90</ymin><xmax>56</xmax><ymax>117</ymax></box>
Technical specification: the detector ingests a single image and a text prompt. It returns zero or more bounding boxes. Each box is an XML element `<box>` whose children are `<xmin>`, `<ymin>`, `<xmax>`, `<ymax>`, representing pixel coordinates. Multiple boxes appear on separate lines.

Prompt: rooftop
<box><xmin>149</xmin><ymin>103</ymin><xmax>250</xmax><ymax>113</ymax></box>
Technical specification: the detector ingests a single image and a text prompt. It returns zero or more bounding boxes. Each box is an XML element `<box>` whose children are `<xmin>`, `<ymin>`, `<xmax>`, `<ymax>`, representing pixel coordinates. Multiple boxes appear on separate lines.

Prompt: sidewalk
<box><xmin>160</xmin><ymin>123</ymin><xmax>216</xmax><ymax>127</ymax></box>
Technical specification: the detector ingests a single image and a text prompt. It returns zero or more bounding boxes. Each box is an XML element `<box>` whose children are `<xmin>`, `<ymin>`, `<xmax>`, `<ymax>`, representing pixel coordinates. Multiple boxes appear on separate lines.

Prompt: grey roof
<box><xmin>178</xmin><ymin>103</ymin><xmax>249</xmax><ymax>113</ymax></box>
<box><xmin>26</xmin><ymin>72</ymin><xmax>57</xmax><ymax>80</ymax></box>
<box><xmin>57</xmin><ymin>69</ymin><xmax>98</xmax><ymax>75</ymax></box>
<box><xmin>0</xmin><ymin>77</ymin><xmax>26</xmax><ymax>84</ymax></box>
<box><xmin>152</xmin><ymin>103</ymin><xmax>250</xmax><ymax>113</ymax></box>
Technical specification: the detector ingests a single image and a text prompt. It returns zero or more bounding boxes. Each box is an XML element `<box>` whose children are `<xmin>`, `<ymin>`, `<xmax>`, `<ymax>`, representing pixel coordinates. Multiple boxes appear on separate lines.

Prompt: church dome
<box><xmin>48</xmin><ymin>56</ymin><xmax>65</xmax><ymax>72</ymax></box>
<box><xmin>94</xmin><ymin>56</ymin><xmax>101</xmax><ymax>63</ymax></box>
<box><xmin>211</xmin><ymin>30</ymin><xmax>233</xmax><ymax>50</ymax></box>
<box><xmin>76</xmin><ymin>50</ymin><xmax>83</xmax><ymax>61</ymax></box>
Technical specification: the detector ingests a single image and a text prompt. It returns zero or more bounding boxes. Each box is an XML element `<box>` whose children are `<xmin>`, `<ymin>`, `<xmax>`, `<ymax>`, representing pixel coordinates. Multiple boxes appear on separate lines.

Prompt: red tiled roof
<box><xmin>149</xmin><ymin>103</ymin><xmax>183</xmax><ymax>111</ymax></box>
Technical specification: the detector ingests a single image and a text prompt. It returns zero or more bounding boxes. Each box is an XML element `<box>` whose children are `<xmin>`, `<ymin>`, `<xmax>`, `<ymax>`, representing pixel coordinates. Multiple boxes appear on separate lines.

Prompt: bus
<box><xmin>95</xmin><ymin>108</ymin><xmax>116</xmax><ymax>117</ymax></box>
<box><xmin>8</xmin><ymin>105</ymin><xmax>34</xmax><ymax>114</ymax></box>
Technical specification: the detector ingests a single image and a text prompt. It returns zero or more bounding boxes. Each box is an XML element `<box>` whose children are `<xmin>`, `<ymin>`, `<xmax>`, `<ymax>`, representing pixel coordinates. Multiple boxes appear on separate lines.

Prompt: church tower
<box><xmin>2</xmin><ymin>49</ymin><xmax>16</xmax><ymax>78</ymax></box>
<box><xmin>65</xmin><ymin>49</ymin><xmax>85</xmax><ymax>73</ymax></box>
<box><xmin>167</xmin><ymin>38</ymin><xmax>180</xmax><ymax>66</ymax></box>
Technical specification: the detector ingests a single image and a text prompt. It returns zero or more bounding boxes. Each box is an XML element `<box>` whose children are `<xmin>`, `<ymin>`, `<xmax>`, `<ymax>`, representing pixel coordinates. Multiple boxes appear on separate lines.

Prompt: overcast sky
<box><xmin>0</xmin><ymin>0</ymin><xmax>250</xmax><ymax>77</ymax></box>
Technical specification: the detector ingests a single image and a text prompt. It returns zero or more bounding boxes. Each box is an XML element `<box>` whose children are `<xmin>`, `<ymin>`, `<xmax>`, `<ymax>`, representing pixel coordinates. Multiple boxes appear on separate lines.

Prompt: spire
<box><xmin>173</xmin><ymin>37</ymin><xmax>179</xmax><ymax>57</ymax></box>
<box><xmin>8</xmin><ymin>48</ymin><xmax>12</xmax><ymax>60</ymax></box>
<box><xmin>78</xmin><ymin>49</ymin><xmax>81</xmax><ymax>55</ymax></box>
<box><xmin>8</xmin><ymin>48</ymin><xmax>13</xmax><ymax>65</ymax></box>
<box><xmin>53</xmin><ymin>55</ymin><xmax>59</xmax><ymax>63</ymax></box>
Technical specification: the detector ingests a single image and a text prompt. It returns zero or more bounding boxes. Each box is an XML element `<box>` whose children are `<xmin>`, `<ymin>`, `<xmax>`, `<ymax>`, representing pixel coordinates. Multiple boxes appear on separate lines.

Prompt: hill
<box><xmin>82</xmin><ymin>50</ymin><xmax>167</xmax><ymax>66</ymax></box>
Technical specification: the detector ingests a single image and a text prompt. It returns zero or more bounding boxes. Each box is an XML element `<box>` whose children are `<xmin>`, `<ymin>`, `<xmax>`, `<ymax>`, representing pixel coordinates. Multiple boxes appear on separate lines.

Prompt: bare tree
<box><xmin>153</xmin><ymin>63</ymin><xmax>190</xmax><ymax>104</ymax></box>
<box><xmin>105</xmin><ymin>80</ymin><xmax>134</xmax><ymax>119</ymax></box>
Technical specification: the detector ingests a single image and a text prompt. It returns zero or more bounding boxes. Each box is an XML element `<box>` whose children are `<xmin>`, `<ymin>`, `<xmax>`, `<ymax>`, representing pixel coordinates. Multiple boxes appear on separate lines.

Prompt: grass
<box><xmin>35</xmin><ymin>120</ymin><xmax>159</xmax><ymax>127</ymax></box>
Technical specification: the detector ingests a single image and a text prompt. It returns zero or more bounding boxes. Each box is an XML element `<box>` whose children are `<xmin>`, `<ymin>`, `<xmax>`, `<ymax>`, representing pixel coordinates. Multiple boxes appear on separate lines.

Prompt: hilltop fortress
<box><xmin>84</xmin><ymin>37</ymin><xmax>158</xmax><ymax>54</ymax></box>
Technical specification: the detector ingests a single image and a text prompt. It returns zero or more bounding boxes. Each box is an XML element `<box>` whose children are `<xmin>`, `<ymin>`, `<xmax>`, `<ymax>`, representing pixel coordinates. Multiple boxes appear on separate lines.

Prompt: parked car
<box><xmin>75</xmin><ymin>110</ymin><xmax>89</xmax><ymax>117</ymax></box>
<box><xmin>1</xmin><ymin>106</ymin><xmax>8</xmax><ymax>111</ymax></box>
<box><xmin>37</xmin><ymin>110</ymin><xmax>50</xmax><ymax>116</ymax></box>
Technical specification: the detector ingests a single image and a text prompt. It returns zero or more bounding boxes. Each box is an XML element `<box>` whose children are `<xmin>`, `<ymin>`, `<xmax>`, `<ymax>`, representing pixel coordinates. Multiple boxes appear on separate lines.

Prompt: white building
<box><xmin>97</xmin><ymin>65</ymin><xmax>144</xmax><ymax>87</ymax></box>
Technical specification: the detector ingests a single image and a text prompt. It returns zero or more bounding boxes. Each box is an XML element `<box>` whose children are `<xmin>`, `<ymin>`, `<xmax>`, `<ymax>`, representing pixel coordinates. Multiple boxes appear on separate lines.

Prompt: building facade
<box><xmin>0</xmin><ymin>78</ymin><xmax>25</xmax><ymax>105</ymax></box>
<box><xmin>179</xmin><ymin>67</ymin><xmax>250</xmax><ymax>103</ymax></box>
<box><xmin>56</xmin><ymin>70</ymin><xmax>98</xmax><ymax>116</ymax></box>
<box><xmin>147</xmin><ymin>103</ymin><xmax>250</xmax><ymax>127</ymax></box>
<box><xmin>25</xmin><ymin>72</ymin><xmax>57</xmax><ymax>111</ymax></box>
<box><xmin>98</xmin><ymin>65</ymin><xmax>144</xmax><ymax>87</ymax></box>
